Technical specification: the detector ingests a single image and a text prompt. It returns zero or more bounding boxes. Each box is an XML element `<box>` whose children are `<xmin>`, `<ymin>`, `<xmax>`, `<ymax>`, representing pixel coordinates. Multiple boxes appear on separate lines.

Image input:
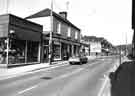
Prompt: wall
<box><xmin>90</xmin><ymin>41</ymin><xmax>102</xmax><ymax>53</ymax></box>
<box><xmin>27</xmin><ymin>15</ymin><xmax>80</xmax><ymax>41</ymax></box>
<box><xmin>28</xmin><ymin>17</ymin><xmax>51</xmax><ymax>33</ymax></box>
<box><xmin>53</xmin><ymin>17</ymin><xmax>80</xmax><ymax>41</ymax></box>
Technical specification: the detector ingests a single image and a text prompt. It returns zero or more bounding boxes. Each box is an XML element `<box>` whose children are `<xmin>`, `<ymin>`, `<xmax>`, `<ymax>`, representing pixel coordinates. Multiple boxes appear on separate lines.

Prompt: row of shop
<box><xmin>0</xmin><ymin>14</ymin><xmax>81</xmax><ymax>67</ymax></box>
<box><xmin>42</xmin><ymin>33</ymin><xmax>80</xmax><ymax>61</ymax></box>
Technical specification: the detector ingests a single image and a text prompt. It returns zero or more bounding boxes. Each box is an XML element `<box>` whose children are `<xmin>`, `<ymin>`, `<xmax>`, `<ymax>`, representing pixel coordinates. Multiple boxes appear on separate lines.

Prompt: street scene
<box><xmin>0</xmin><ymin>56</ymin><xmax>120</xmax><ymax>96</ymax></box>
<box><xmin>0</xmin><ymin>0</ymin><xmax>134</xmax><ymax>96</ymax></box>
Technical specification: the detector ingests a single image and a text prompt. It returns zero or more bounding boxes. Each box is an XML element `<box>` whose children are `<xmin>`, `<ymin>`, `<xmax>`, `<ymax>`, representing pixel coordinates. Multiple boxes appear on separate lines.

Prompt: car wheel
<box><xmin>70</xmin><ymin>62</ymin><xmax>73</xmax><ymax>65</ymax></box>
<box><xmin>80</xmin><ymin>62</ymin><xmax>83</xmax><ymax>65</ymax></box>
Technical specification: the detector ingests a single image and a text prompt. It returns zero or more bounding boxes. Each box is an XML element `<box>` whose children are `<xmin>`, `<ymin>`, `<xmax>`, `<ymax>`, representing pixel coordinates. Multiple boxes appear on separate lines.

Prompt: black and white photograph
<box><xmin>0</xmin><ymin>0</ymin><xmax>134</xmax><ymax>96</ymax></box>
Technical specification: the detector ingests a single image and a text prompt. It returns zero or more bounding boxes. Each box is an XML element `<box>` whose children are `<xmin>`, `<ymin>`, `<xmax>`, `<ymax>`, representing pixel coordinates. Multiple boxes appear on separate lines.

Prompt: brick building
<box><xmin>25</xmin><ymin>8</ymin><xmax>81</xmax><ymax>62</ymax></box>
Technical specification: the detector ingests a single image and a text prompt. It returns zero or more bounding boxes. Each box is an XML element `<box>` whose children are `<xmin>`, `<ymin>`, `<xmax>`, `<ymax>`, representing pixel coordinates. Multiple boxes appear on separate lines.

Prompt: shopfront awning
<box><xmin>10</xmin><ymin>25</ymin><xmax>41</xmax><ymax>41</ymax></box>
<box><xmin>43</xmin><ymin>33</ymin><xmax>81</xmax><ymax>46</ymax></box>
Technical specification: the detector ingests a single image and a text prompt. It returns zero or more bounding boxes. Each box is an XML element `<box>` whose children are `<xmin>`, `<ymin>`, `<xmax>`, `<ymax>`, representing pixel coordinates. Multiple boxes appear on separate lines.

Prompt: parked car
<box><xmin>68</xmin><ymin>55</ymin><xmax>88</xmax><ymax>65</ymax></box>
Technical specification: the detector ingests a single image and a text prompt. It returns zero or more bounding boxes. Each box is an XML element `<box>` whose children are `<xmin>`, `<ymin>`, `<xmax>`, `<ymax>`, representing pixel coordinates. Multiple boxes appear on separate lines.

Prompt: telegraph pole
<box><xmin>6</xmin><ymin>0</ymin><xmax>9</xmax><ymax>13</ymax></box>
<box><xmin>6</xmin><ymin>0</ymin><xmax>9</xmax><ymax>64</ymax></box>
<box><xmin>49</xmin><ymin>0</ymin><xmax>54</xmax><ymax>65</ymax></box>
<box><xmin>66</xmin><ymin>1</ymin><xmax>69</xmax><ymax>11</ymax></box>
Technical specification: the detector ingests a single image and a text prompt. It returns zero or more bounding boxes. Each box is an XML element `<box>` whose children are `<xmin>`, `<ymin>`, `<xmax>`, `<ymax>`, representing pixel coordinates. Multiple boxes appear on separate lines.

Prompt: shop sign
<box><xmin>53</xmin><ymin>41</ymin><xmax>60</xmax><ymax>45</ymax></box>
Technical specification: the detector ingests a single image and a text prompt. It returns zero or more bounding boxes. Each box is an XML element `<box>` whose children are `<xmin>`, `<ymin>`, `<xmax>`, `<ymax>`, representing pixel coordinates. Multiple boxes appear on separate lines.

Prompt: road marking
<box><xmin>18</xmin><ymin>85</ymin><xmax>38</xmax><ymax>94</ymax></box>
<box><xmin>56</xmin><ymin>61</ymin><xmax>101</xmax><ymax>79</ymax></box>
<box><xmin>98</xmin><ymin>75</ymin><xmax>109</xmax><ymax>96</ymax></box>
<box><xmin>17</xmin><ymin>68</ymin><xmax>84</xmax><ymax>95</ymax></box>
<box><xmin>58</xmin><ymin>68</ymin><xmax>84</xmax><ymax>79</ymax></box>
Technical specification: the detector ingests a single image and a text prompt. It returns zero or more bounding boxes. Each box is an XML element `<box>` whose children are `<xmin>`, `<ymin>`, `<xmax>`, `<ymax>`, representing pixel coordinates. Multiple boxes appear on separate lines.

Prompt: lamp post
<box><xmin>6</xmin><ymin>0</ymin><xmax>9</xmax><ymax>65</ymax></box>
<box><xmin>48</xmin><ymin>0</ymin><xmax>54</xmax><ymax>65</ymax></box>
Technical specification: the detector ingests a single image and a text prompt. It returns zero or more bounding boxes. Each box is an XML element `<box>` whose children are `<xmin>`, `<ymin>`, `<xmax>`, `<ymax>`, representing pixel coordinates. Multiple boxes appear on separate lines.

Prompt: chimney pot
<box><xmin>59</xmin><ymin>11</ymin><xmax>67</xmax><ymax>19</ymax></box>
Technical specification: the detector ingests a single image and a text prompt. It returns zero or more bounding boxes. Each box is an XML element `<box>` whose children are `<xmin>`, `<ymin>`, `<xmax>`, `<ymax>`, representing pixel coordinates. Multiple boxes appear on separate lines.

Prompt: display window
<box><xmin>53</xmin><ymin>42</ymin><xmax>61</xmax><ymax>60</ymax></box>
<box><xmin>27</xmin><ymin>41</ymin><xmax>39</xmax><ymax>63</ymax></box>
<box><xmin>8</xmin><ymin>39</ymin><xmax>39</xmax><ymax>64</ymax></box>
<box><xmin>0</xmin><ymin>38</ymin><xmax>7</xmax><ymax>64</ymax></box>
<box><xmin>9</xmin><ymin>39</ymin><xmax>26</xmax><ymax>64</ymax></box>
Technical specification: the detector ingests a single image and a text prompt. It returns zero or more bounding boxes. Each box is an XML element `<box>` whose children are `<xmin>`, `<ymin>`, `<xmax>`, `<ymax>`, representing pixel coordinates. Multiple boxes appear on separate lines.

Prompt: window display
<box><xmin>9</xmin><ymin>39</ymin><xmax>26</xmax><ymax>64</ymax></box>
<box><xmin>53</xmin><ymin>43</ymin><xmax>61</xmax><ymax>60</ymax></box>
<box><xmin>27</xmin><ymin>41</ymin><xmax>39</xmax><ymax>62</ymax></box>
<box><xmin>0</xmin><ymin>38</ymin><xmax>7</xmax><ymax>64</ymax></box>
<box><xmin>8</xmin><ymin>39</ymin><xmax>39</xmax><ymax>64</ymax></box>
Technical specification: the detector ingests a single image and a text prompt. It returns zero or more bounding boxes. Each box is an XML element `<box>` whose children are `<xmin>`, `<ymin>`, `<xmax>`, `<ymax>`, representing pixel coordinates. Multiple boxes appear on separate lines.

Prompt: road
<box><xmin>0</xmin><ymin>56</ymin><xmax>119</xmax><ymax>96</ymax></box>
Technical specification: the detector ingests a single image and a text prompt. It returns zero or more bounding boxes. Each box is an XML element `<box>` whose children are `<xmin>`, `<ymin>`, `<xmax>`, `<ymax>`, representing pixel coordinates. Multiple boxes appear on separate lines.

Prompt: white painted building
<box><xmin>90</xmin><ymin>41</ymin><xmax>102</xmax><ymax>56</ymax></box>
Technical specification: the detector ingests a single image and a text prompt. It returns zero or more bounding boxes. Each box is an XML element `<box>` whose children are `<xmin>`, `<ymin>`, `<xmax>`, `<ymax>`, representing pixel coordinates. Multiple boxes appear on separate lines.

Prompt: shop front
<box><xmin>42</xmin><ymin>35</ymin><xmax>61</xmax><ymax>62</ymax></box>
<box><xmin>61</xmin><ymin>43</ymin><xmax>68</xmax><ymax>60</ymax></box>
<box><xmin>42</xmin><ymin>33</ymin><xmax>81</xmax><ymax>62</ymax></box>
<box><xmin>42</xmin><ymin>40</ymin><xmax>49</xmax><ymax>62</ymax></box>
<box><xmin>0</xmin><ymin>14</ymin><xmax>43</xmax><ymax>67</ymax></box>
<box><xmin>53</xmin><ymin>41</ymin><xmax>61</xmax><ymax>61</ymax></box>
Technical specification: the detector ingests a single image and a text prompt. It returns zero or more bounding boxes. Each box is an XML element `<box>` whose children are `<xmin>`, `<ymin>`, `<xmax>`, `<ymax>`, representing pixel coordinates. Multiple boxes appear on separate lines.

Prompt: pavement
<box><xmin>0</xmin><ymin>61</ymin><xmax>69</xmax><ymax>80</ymax></box>
<box><xmin>101</xmin><ymin>56</ymin><xmax>131</xmax><ymax>96</ymax></box>
<box><xmin>0</xmin><ymin>56</ymin><xmax>96</xmax><ymax>80</ymax></box>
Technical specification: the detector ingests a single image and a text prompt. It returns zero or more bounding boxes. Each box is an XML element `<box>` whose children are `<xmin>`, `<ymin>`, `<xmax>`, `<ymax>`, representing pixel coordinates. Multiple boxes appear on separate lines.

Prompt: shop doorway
<box><xmin>43</xmin><ymin>45</ymin><xmax>49</xmax><ymax>62</ymax></box>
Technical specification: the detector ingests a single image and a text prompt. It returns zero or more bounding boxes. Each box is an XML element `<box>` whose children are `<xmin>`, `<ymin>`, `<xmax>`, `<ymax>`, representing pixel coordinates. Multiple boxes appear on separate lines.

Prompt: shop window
<box><xmin>53</xmin><ymin>42</ymin><xmax>61</xmax><ymax>60</ymax></box>
<box><xmin>27</xmin><ymin>41</ymin><xmax>39</xmax><ymax>63</ymax></box>
<box><xmin>9</xmin><ymin>39</ymin><xmax>39</xmax><ymax>64</ymax></box>
<box><xmin>9</xmin><ymin>39</ymin><xmax>26</xmax><ymax>64</ymax></box>
<box><xmin>0</xmin><ymin>38</ymin><xmax>7</xmax><ymax>64</ymax></box>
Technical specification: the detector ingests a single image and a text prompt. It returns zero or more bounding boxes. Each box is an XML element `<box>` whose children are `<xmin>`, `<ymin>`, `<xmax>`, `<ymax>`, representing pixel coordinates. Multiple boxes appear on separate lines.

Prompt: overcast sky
<box><xmin>0</xmin><ymin>0</ymin><xmax>133</xmax><ymax>45</ymax></box>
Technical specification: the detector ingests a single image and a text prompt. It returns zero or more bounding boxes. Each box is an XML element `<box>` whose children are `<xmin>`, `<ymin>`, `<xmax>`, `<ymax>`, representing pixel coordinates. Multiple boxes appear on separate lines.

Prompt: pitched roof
<box><xmin>25</xmin><ymin>8</ymin><xmax>80</xmax><ymax>31</ymax></box>
<box><xmin>25</xmin><ymin>8</ymin><xmax>55</xmax><ymax>19</ymax></box>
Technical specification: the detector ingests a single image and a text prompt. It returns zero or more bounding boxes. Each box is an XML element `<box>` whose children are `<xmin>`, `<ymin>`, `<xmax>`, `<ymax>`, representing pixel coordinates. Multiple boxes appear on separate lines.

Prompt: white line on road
<box><xmin>58</xmin><ymin>68</ymin><xmax>84</xmax><ymax>79</ymax></box>
<box><xmin>98</xmin><ymin>75</ymin><xmax>109</xmax><ymax>96</ymax></box>
<box><xmin>18</xmin><ymin>85</ymin><xmax>38</xmax><ymax>94</ymax></box>
<box><xmin>18</xmin><ymin>68</ymin><xmax>84</xmax><ymax>95</ymax></box>
<box><xmin>55</xmin><ymin>61</ymin><xmax>100</xmax><ymax>79</ymax></box>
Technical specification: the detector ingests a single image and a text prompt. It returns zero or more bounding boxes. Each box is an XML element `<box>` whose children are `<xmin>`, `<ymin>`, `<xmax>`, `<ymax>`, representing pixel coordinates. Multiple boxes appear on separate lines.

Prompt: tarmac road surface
<box><xmin>0</xmin><ymin>56</ymin><xmax>119</xmax><ymax>96</ymax></box>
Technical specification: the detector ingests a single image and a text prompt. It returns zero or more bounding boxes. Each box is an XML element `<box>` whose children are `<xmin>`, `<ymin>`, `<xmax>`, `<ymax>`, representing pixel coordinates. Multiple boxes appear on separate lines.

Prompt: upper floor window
<box><xmin>75</xmin><ymin>31</ymin><xmax>78</xmax><ymax>39</ymax></box>
<box><xmin>68</xmin><ymin>27</ymin><xmax>71</xmax><ymax>37</ymax></box>
<box><xmin>57</xmin><ymin>22</ymin><xmax>61</xmax><ymax>34</ymax></box>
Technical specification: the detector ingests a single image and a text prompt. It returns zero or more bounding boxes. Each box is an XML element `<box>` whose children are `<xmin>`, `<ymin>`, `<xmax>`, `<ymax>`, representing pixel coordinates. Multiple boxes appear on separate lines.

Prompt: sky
<box><xmin>0</xmin><ymin>0</ymin><xmax>133</xmax><ymax>45</ymax></box>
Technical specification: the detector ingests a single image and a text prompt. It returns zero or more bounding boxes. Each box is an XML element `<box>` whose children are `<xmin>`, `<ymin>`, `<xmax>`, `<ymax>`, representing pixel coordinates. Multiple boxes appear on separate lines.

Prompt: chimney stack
<box><xmin>59</xmin><ymin>11</ymin><xmax>67</xmax><ymax>19</ymax></box>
